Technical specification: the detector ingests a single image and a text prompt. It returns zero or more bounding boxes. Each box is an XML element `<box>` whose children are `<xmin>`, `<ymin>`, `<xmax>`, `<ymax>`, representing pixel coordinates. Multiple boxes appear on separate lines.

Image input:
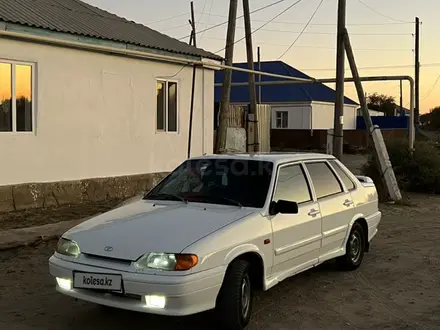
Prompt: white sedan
<box><xmin>49</xmin><ymin>153</ymin><xmax>381</xmax><ymax>330</ymax></box>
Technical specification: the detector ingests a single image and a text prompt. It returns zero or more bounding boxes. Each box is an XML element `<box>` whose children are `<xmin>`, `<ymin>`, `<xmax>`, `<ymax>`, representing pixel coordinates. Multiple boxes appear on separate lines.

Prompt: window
<box><xmin>329</xmin><ymin>160</ymin><xmax>356</xmax><ymax>191</ymax></box>
<box><xmin>306</xmin><ymin>162</ymin><xmax>343</xmax><ymax>199</ymax></box>
<box><xmin>273</xmin><ymin>164</ymin><xmax>312</xmax><ymax>204</ymax></box>
<box><xmin>156</xmin><ymin>80</ymin><xmax>178</xmax><ymax>132</ymax></box>
<box><xmin>276</xmin><ymin>111</ymin><xmax>288</xmax><ymax>129</ymax></box>
<box><xmin>0</xmin><ymin>61</ymin><xmax>33</xmax><ymax>132</ymax></box>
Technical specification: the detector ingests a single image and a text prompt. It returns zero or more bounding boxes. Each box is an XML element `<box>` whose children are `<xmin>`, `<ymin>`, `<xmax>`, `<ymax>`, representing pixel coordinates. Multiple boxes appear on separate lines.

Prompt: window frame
<box><xmin>275</xmin><ymin>111</ymin><xmax>288</xmax><ymax>129</ymax></box>
<box><xmin>271</xmin><ymin>161</ymin><xmax>314</xmax><ymax>206</ymax></box>
<box><xmin>0</xmin><ymin>58</ymin><xmax>36</xmax><ymax>134</ymax></box>
<box><xmin>303</xmin><ymin>160</ymin><xmax>345</xmax><ymax>200</ymax></box>
<box><xmin>155</xmin><ymin>79</ymin><xmax>179</xmax><ymax>134</ymax></box>
<box><xmin>327</xmin><ymin>160</ymin><xmax>357</xmax><ymax>192</ymax></box>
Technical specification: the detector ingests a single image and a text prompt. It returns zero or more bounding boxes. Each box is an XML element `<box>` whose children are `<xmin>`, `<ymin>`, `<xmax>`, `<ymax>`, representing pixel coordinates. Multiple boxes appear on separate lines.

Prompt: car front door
<box><xmin>270</xmin><ymin>163</ymin><xmax>322</xmax><ymax>277</ymax></box>
<box><xmin>304</xmin><ymin>161</ymin><xmax>355</xmax><ymax>263</ymax></box>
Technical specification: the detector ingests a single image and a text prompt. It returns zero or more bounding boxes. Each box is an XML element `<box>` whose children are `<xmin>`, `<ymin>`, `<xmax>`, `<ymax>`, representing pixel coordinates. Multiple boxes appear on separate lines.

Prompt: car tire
<box><xmin>337</xmin><ymin>222</ymin><xmax>366</xmax><ymax>271</ymax></box>
<box><xmin>215</xmin><ymin>259</ymin><xmax>253</xmax><ymax>330</ymax></box>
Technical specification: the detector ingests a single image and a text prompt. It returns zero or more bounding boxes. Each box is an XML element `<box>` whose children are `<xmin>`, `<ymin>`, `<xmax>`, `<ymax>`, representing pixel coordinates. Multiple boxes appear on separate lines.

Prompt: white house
<box><xmin>0</xmin><ymin>0</ymin><xmax>222</xmax><ymax>188</ymax></box>
<box><xmin>214</xmin><ymin>61</ymin><xmax>359</xmax><ymax>131</ymax></box>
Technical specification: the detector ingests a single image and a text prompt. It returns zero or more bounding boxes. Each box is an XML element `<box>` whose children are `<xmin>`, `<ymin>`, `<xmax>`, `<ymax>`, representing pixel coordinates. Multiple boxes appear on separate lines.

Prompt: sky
<box><xmin>83</xmin><ymin>0</ymin><xmax>439</xmax><ymax>113</ymax></box>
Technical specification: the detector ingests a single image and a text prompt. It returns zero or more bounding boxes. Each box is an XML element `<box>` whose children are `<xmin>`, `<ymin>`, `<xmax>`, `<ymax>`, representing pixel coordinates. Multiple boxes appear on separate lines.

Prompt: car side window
<box><xmin>273</xmin><ymin>164</ymin><xmax>312</xmax><ymax>204</ymax></box>
<box><xmin>306</xmin><ymin>162</ymin><xmax>343</xmax><ymax>199</ymax></box>
<box><xmin>329</xmin><ymin>160</ymin><xmax>356</xmax><ymax>191</ymax></box>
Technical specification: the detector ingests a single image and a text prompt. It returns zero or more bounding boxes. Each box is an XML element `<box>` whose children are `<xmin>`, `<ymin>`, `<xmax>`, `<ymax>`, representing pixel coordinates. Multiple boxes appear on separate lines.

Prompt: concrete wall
<box><xmin>0</xmin><ymin>38</ymin><xmax>214</xmax><ymax>186</ymax></box>
<box><xmin>311</xmin><ymin>101</ymin><xmax>357</xmax><ymax>130</ymax></box>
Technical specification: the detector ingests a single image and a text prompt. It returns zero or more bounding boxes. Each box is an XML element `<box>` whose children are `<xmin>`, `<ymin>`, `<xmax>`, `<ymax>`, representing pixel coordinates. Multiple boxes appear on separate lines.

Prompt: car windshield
<box><xmin>144</xmin><ymin>158</ymin><xmax>274</xmax><ymax>208</ymax></box>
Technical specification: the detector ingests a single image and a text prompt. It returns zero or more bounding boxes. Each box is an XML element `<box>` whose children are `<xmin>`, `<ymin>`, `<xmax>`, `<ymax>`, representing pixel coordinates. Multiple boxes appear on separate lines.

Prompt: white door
<box><xmin>270</xmin><ymin>163</ymin><xmax>322</xmax><ymax>277</ymax></box>
<box><xmin>304</xmin><ymin>161</ymin><xmax>355</xmax><ymax>263</ymax></box>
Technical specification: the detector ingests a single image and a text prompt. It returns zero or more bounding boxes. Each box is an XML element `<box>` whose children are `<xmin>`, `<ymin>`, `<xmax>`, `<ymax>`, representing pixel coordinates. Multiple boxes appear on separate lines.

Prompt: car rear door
<box><xmin>270</xmin><ymin>163</ymin><xmax>322</xmax><ymax>277</ymax></box>
<box><xmin>304</xmin><ymin>161</ymin><xmax>355</xmax><ymax>263</ymax></box>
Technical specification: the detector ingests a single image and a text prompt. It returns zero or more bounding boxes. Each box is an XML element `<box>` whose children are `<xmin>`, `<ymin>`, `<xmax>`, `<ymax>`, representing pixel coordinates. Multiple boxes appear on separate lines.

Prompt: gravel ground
<box><xmin>0</xmin><ymin>193</ymin><xmax>439</xmax><ymax>330</ymax></box>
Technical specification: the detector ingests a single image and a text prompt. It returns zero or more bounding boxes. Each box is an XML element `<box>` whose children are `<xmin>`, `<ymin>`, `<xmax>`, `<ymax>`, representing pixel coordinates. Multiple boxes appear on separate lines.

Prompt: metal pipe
<box><xmin>217</xmin><ymin>75</ymin><xmax>415</xmax><ymax>151</ymax></box>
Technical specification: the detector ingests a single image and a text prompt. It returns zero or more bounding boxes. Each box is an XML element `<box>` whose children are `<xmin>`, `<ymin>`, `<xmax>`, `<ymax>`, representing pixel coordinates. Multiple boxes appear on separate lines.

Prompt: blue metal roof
<box><xmin>214</xmin><ymin>61</ymin><xmax>358</xmax><ymax>105</ymax></box>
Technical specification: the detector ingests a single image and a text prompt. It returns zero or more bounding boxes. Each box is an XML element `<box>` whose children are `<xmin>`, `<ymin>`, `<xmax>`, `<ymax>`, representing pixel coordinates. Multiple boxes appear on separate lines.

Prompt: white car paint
<box><xmin>49</xmin><ymin>152</ymin><xmax>381</xmax><ymax>317</ymax></box>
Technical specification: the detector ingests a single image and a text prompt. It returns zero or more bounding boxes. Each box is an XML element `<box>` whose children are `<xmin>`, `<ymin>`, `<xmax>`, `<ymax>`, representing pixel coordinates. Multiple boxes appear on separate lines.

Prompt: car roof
<box><xmin>190</xmin><ymin>152</ymin><xmax>335</xmax><ymax>165</ymax></box>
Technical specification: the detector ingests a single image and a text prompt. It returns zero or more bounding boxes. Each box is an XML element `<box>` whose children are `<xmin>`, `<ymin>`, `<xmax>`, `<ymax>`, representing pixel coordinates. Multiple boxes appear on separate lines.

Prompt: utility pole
<box><xmin>415</xmin><ymin>17</ymin><xmax>420</xmax><ymax>126</ymax></box>
<box><xmin>400</xmin><ymin>80</ymin><xmax>403</xmax><ymax>116</ymax></box>
<box><xmin>243</xmin><ymin>0</ymin><xmax>258</xmax><ymax>152</ymax></box>
<box><xmin>187</xmin><ymin>1</ymin><xmax>197</xmax><ymax>158</ymax></box>
<box><xmin>344</xmin><ymin>29</ymin><xmax>402</xmax><ymax>201</ymax></box>
<box><xmin>258</xmin><ymin>46</ymin><xmax>262</xmax><ymax>104</ymax></box>
<box><xmin>215</xmin><ymin>0</ymin><xmax>238</xmax><ymax>154</ymax></box>
<box><xmin>333</xmin><ymin>0</ymin><xmax>346</xmax><ymax>161</ymax></box>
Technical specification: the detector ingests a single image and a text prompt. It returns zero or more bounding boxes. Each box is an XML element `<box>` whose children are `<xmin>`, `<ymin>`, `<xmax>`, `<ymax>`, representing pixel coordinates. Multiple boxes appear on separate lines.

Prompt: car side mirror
<box><xmin>269</xmin><ymin>200</ymin><xmax>299</xmax><ymax>216</ymax></box>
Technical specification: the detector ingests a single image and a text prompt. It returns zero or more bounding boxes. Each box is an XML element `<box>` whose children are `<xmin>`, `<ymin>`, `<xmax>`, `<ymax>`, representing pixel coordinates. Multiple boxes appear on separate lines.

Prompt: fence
<box><xmin>214</xmin><ymin>103</ymin><xmax>271</xmax><ymax>152</ymax></box>
<box><xmin>357</xmin><ymin>116</ymin><xmax>408</xmax><ymax>130</ymax></box>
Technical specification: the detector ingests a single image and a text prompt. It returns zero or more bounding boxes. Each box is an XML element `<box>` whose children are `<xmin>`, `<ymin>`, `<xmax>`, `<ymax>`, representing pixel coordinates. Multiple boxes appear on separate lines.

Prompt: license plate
<box><xmin>73</xmin><ymin>272</ymin><xmax>122</xmax><ymax>291</ymax></box>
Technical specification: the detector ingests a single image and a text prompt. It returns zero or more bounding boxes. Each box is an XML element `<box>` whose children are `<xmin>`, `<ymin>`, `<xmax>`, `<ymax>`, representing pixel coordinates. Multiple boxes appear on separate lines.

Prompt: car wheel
<box><xmin>337</xmin><ymin>222</ymin><xmax>365</xmax><ymax>271</ymax></box>
<box><xmin>216</xmin><ymin>259</ymin><xmax>253</xmax><ymax>330</ymax></box>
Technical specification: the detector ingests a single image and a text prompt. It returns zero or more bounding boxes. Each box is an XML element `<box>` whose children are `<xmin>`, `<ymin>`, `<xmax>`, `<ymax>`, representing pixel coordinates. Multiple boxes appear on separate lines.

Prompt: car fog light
<box><xmin>56</xmin><ymin>277</ymin><xmax>72</xmax><ymax>291</ymax></box>
<box><xmin>145</xmin><ymin>295</ymin><xmax>166</xmax><ymax>309</ymax></box>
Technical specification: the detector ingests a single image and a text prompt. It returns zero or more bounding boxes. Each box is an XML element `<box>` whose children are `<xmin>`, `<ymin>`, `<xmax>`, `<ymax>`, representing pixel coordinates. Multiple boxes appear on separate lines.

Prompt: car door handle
<box><xmin>343</xmin><ymin>200</ymin><xmax>354</xmax><ymax>207</ymax></box>
<box><xmin>308</xmin><ymin>209</ymin><xmax>321</xmax><ymax>217</ymax></box>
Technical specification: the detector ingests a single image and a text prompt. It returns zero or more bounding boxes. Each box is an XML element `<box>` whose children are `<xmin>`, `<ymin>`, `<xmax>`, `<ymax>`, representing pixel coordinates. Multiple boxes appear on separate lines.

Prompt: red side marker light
<box><xmin>264</xmin><ymin>239</ymin><xmax>271</xmax><ymax>245</ymax></box>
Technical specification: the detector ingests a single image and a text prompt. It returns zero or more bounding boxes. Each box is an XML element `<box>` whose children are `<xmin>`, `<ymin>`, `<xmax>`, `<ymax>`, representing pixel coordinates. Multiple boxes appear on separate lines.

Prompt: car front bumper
<box><xmin>48</xmin><ymin>255</ymin><xmax>225</xmax><ymax>316</ymax></box>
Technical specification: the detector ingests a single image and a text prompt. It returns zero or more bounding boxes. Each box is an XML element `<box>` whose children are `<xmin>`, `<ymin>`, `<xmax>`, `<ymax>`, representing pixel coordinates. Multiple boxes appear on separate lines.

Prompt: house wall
<box><xmin>271</xmin><ymin>103</ymin><xmax>312</xmax><ymax>129</ymax></box>
<box><xmin>0</xmin><ymin>38</ymin><xmax>214</xmax><ymax>186</ymax></box>
<box><xmin>311</xmin><ymin>102</ymin><xmax>357</xmax><ymax>130</ymax></box>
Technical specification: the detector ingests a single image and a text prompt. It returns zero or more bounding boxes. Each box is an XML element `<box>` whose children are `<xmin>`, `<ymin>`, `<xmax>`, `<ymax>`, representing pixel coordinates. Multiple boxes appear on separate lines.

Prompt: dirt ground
<box><xmin>0</xmin><ymin>199</ymin><xmax>123</xmax><ymax>231</ymax></box>
<box><xmin>0</xmin><ymin>193</ymin><xmax>439</xmax><ymax>330</ymax></box>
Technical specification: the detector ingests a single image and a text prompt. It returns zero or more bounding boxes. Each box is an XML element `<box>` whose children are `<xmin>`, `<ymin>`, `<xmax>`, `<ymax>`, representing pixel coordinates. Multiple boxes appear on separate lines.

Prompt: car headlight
<box><xmin>135</xmin><ymin>253</ymin><xmax>198</xmax><ymax>271</ymax></box>
<box><xmin>56</xmin><ymin>237</ymin><xmax>81</xmax><ymax>258</ymax></box>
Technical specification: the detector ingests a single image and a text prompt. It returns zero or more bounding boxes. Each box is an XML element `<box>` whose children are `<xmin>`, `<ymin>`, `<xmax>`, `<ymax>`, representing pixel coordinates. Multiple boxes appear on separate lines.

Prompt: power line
<box><xmin>355</xmin><ymin>0</ymin><xmax>413</xmax><ymax>24</ymax></box>
<box><xmin>421</xmin><ymin>74</ymin><xmax>440</xmax><ymax>100</ymax></box>
<box><xmin>198</xmin><ymin>12</ymin><xmax>414</xmax><ymax>26</ymax></box>
<box><xmin>214</xmin><ymin>0</ymin><xmax>305</xmax><ymax>54</ymax></box>
<box><xmin>197</xmin><ymin>0</ymin><xmax>208</xmax><ymax>24</ymax></box>
<box><xmin>302</xmin><ymin>63</ymin><xmax>440</xmax><ymax>72</ymax></box>
<box><xmin>178</xmin><ymin>0</ymin><xmax>288</xmax><ymax>41</ymax></box>
<box><xmin>148</xmin><ymin>12</ymin><xmax>189</xmax><ymax>24</ymax></box>
<box><xmin>203</xmin><ymin>36</ymin><xmax>411</xmax><ymax>51</ymax></box>
<box><xmin>199</xmin><ymin>0</ymin><xmax>214</xmax><ymax>41</ymax></box>
<box><xmin>279</xmin><ymin>0</ymin><xmax>324</xmax><ymax>59</ymax></box>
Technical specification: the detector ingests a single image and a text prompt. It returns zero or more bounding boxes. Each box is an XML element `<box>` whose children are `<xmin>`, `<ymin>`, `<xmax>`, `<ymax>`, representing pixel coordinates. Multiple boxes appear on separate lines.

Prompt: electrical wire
<box><xmin>355</xmin><ymin>0</ymin><xmax>413</xmax><ymax>24</ymax></box>
<box><xmin>278</xmin><ymin>0</ymin><xmax>322</xmax><ymax>59</ymax></box>
<box><xmin>421</xmin><ymin>74</ymin><xmax>440</xmax><ymax>100</ymax></box>
<box><xmin>198</xmin><ymin>12</ymin><xmax>414</xmax><ymax>26</ymax></box>
<box><xmin>148</xmin><ymin>12</ymin><xmax>190</xmax><ymax>24</ymax></box>
<box><xmin>199</xmin><ymin>0</ymin><xmax>214</xmax><ymax>42</ymax></box>
<box><xmin>214</xmin><ymin>0</ymin><xmax>305</xmax><ymax>54</ymax></box>
<box><xmin>197</xmin><ymin>0</ymin><xmax>208</xmax><ymax>24</ymax></box>
<box><xmin>178</xmin><ymin>0</ymin><xmax>288</xmax><ymax>41</ymax></box>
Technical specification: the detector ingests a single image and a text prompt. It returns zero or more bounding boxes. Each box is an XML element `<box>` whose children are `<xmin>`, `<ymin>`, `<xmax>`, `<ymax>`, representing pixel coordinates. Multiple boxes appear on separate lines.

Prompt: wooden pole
<box><xmin>188</xmin><ymin>1</ymin><xmax>197</xmax><ymax>158</ymax></box>
<box><xmin>333</xmin><ymin>0</ymin><xmax>346</xmax><ymax>161</ymax></box>
<box><xmin>257</xmin><ymin>46</ymin><xmax>262</xmax><ymax>104</ymax></box>
<box><xmin>243</xmin><ymin>0</ymin><xmax>259</xmax><ymax>152</ymax></box>
<box><xmin>215</xmin><ymin>0</ymin><xmax>238</xmax><ymax>154</ymax></box>
<box><xmin>415</xmin><ymin>17</ymin><xmax>420</xmax><ymax>126</ymax></box>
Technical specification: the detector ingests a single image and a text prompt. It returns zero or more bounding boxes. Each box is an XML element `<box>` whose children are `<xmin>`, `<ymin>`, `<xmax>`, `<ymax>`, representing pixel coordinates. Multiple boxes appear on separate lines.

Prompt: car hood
<box><xmin>64</xmin><ymin>200</ymin><xmax>254</xmax><ymax>261</ymax></box>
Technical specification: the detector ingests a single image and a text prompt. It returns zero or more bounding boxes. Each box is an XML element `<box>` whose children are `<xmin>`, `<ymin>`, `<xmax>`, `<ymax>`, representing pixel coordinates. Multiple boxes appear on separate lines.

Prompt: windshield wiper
<box><xmin>196</xmin><ymin>195</ymin><xmax>242</xmax><ymax>207</ymax></box>
<box><xmin>144</xmin><ymin>193</ymin><xmax>187</xmax><ymax>203</ymax></box>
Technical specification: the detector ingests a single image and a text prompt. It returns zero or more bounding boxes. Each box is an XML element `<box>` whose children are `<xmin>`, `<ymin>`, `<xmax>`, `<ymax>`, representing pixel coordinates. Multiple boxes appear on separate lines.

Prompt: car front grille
<box><xmin>82</xmin><ymin>253</ymin><xmax>132</xmax><ymax>266</ymax></box>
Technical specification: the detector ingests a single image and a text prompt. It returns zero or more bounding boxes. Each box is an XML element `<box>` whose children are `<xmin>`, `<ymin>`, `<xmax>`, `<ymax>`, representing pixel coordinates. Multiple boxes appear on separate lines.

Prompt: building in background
<box><xmin>214</xmin><ymin>61</ymin><xmax>358</xmax><ymax>149</ymax></box>
<box><xmin>0</xmin><ymin>0</ymin><xmax>222</xmax><ymax>211</ymax></box>
<box><xmin>0</xmin><ymin>0</ymin><xmax>222</xmax><ymax>187</ymax></box>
